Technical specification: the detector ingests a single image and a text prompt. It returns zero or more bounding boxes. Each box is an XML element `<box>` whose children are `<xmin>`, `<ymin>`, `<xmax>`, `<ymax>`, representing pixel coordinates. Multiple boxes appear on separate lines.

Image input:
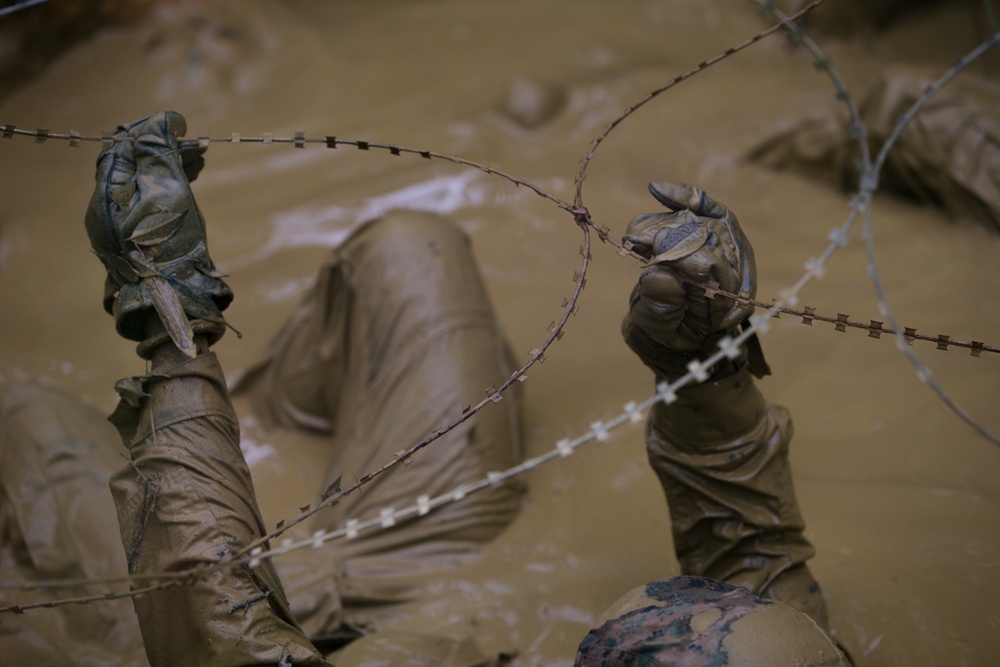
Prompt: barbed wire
<box><xmin>860</xmin><ymin>30</ymin><xmax>1000</xmax><ymax>443</ymax></box>
<box><xmin>572</xmin><ymin>0</ymin><xmax>830</xmax><ymax>209</ymax></box>
<box><xmin>0</xmin><ymin>0</ymin><xmax>48</xmax><ymax>19</ymax></box>
<box><xmin>2</xmin><ymin>1</ymin><xmax>998</xmax><ymax>615</ymax></box>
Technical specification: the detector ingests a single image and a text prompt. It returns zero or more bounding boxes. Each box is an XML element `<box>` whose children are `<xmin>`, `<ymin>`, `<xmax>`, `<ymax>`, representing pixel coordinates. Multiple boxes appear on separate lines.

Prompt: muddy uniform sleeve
<box><xmin>621</xmin><ymin>182</ymin><xmax>827</xmax><ymax>628</ymax></box>
<box><xmin>108</xmin><ymin>344</ymin><xmax>329</xmax><ymax>666</ymax></box>
<box><xmin>643</xmin><ymin>365</ymin><xmax>814</xmax><ymax>592</ymax></box>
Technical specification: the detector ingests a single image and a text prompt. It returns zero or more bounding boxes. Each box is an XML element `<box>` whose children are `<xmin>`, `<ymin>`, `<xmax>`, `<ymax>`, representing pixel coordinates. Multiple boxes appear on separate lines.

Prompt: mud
<box><xmin>0</xmin><ymin>1</ymin><xmax>998</xmax><ymax>665</ymax></box>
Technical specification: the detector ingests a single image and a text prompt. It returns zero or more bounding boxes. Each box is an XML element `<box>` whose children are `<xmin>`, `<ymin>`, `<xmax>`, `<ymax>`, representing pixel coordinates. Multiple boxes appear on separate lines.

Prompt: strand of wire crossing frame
<box><xmin>0</xmin><ymin>0</ymin><xmax>48</xmax><ymax>19</ymax></box>
<box><xmin>3</xmin><ymin>113</ymin><xmax>998</xmax><ymax>353</ymax></box>
<box><xmin>0</xmin><ymin>125</ymin><xmax>573</xmax><ymax>214</ymax></box>
<box><xmin>1</xmin><ymin>128</ymin><xmax>997</xmax><ymax>358</ymax></box>
<box><xmin>2</xmin><ymin>6</ymin><xmax>999</xmax><ymax>612</ymax></box>
<box><xmin>690</xmin><ymin>282</ymin><xmax>998</xmax><ymax>356</ymax></box>
<box><xmin>572</xmin><ymin>0</ymin><xmax>831</xmax><ymax>209</ymax></box>
<box><xmin>738</xmin><ymin>5</ymin><xmax>1000</xmax><ymax>444</ymax></box>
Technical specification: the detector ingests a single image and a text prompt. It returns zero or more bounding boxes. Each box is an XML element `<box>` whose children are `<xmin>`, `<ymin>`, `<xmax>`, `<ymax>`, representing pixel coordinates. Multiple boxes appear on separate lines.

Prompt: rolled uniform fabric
<box><xmin>108</xmin><ymin>345</ymin><xmax>330</xmax><ymax>666</ymax></box>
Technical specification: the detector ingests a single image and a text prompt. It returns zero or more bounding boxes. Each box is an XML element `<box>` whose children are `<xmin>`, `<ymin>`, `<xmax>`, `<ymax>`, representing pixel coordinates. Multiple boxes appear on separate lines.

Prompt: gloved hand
<box><xmin>84</xmin><ymin>111</ymin><xmax>233</xmax><ymax>358</ymax></box>
<box><xmin>621</xmin><ymin>181</ymin><xmax>768</xmax><ymax>382</ymax></box>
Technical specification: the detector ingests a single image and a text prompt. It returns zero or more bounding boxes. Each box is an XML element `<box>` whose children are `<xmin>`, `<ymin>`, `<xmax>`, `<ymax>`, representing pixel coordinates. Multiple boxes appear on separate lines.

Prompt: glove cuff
<box><xmin>135</xmin><ymin>317</ymin><xmax>227</xmax><ymax>360</ymax></box>
<box><xmin>106</xmin><ymin>266</ymin><xmax>233</xmax><ymax>345</ymax></box>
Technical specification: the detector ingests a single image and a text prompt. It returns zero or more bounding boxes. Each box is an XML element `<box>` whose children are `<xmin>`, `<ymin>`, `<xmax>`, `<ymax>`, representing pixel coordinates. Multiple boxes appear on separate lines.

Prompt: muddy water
<box><xmin>1</xmin><ymin>1</ymin><xmax>998</xmax><ymax>665</ymax></box>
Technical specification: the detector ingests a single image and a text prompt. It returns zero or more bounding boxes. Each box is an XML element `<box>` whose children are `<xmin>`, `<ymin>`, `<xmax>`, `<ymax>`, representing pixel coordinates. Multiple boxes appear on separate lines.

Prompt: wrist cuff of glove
<box><xmin>136</xmin><ymin>318</ymin><xmax>227</xmax><ymax>360</ymax></box>
<box><xmin>106</xmin><ymin>270</ymin><xmax>233</xmax><ymax>344</ymax></box>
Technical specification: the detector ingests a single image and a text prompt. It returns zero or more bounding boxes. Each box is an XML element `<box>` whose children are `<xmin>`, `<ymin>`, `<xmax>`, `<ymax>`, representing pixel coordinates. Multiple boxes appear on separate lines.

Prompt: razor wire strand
<box><xmin>745</xmin><ymin>4</ymin><xmax>1000</xmax><ymax>444</ymax></box>
<box><xmin>2</xmin><ymin>3</ymin><xmax>1000</xmax><ymax>612</ymax></box>
<box><xmin>860</xmin><ymin>31</ymin><xmax>1000</xmax><ymax>445</ymax></box>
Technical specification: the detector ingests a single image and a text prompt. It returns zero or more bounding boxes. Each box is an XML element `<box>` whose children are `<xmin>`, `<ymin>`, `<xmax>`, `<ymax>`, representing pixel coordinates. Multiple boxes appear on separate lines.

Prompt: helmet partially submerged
<box><xmin>575</xmin><ymin>576</ymin><xmax>849</xmax><ymax>666</ymax></box>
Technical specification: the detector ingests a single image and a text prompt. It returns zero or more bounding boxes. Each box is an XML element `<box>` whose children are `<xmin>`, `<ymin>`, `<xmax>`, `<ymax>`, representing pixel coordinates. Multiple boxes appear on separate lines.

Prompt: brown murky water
<box><xmin>1</xmin><ymin>1</ymin><xmax>998</xmax><ymax>665</ymax></box>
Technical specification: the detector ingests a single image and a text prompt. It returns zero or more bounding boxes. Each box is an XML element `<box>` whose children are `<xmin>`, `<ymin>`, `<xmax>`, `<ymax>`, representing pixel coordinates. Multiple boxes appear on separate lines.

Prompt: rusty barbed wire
<box><xmin>2</xmin><ymin>0</ymin><xmax>999</xmax><ymax>614</ymax></box>
<box><xmin>572</xmin><ymin>0</ymin><xmax>832</xmax><ymax>209</ymax></box>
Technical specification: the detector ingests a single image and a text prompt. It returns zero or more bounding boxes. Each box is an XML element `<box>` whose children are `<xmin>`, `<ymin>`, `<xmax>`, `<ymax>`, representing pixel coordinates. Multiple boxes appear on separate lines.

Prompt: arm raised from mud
<box><xmin>87</xmin><ymin>111</ymin><xmax>328</xmax><ymax>666</ymax></box>
<box><xmin>621</xmin><ymin>182</ymin><xmax>828</xmax><ymax>629</ymax></box>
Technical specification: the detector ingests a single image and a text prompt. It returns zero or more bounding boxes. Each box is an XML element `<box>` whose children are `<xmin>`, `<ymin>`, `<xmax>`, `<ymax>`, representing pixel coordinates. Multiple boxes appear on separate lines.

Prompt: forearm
<box><xmin>108</xmin><ymin>342</ymin><xmax>327</xmax><ymax>666</ymax></box>
<box><xmin>645</xmin><ymin>365</ymin><xmax>813</xmax><ymax>588</ymax></box>
<box><xmin>649</xmin><ymin>364</ymin><xmax>766</xmax><ymax>446</ymax></box>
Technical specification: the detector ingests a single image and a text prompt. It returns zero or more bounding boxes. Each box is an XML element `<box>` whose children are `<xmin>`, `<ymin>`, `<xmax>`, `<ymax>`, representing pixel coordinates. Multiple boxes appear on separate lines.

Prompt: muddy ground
<box><xmin>0</xmin><ymin>1</ymin><xmax>998</xmax><ymax>665</ymax></box>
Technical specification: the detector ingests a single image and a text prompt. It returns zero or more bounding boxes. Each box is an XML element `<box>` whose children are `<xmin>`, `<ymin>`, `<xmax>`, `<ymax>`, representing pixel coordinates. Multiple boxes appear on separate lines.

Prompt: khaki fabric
<box><xmin>233</xmin><ymin>211</ymin><xmax>525</xmax><ymax>633</ymax></box>
<box><xmin>749</xmin><ymin>67</ymin><xmax>1000</xmax><ymax>233</ymax></box>
<box><xmin>0</xmin><ymin>384</ymin><xmax>148</xmax><ymax>667</ymax></box>
<box><xmin>643</xmin><ymin>366</ymin><xmax>826</xmax><ymax>627</ymax></box>
<box><xmin>108</xmin><ymin>346</ymin><xmax>329</xmax><ymax>666</ymax></box>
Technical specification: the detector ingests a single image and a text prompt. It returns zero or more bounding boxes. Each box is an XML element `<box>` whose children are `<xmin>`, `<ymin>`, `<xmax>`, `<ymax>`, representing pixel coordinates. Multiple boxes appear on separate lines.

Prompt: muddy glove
<box><xmin>84</xmin><ymin>111</ymin><xmax>232</xmax><ymax>358</ymax></box>
<box><xmin>621</xmin><ymin>181</ymin><xmax>769</xmax><ymax>382</ymax></box>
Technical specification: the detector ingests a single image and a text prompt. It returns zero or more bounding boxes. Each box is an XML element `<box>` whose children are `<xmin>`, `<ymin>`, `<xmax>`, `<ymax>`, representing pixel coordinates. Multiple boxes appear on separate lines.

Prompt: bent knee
<box><xmin>352</xmin><ymin>209</ymin><xmax>470</xmax><ymax>257</ymax></box>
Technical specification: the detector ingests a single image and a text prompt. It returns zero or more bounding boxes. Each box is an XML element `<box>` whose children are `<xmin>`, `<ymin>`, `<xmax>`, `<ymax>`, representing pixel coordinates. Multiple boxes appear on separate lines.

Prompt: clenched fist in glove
<box><xmin>621</xmin><ymin>181</ymin><xmax>768</xmax><ymax>382</ymax></box>
<box><xmin>84</xmin><ymin>111</ymin><xmax>233</xmax><ymax>358</ymax></box>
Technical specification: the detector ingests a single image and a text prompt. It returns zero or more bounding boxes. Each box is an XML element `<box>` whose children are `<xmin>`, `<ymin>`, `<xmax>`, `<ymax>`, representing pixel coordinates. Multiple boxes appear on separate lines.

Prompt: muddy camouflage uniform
<box><xmin>0</xmin><ymin>112</ymin><xmax>837</xmax><ymax>665</ymax></box>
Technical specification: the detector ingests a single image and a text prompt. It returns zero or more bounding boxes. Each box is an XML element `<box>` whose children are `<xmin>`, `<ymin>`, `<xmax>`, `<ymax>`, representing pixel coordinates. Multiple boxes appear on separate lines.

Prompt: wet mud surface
<box><xmin>1</xmin><ymin>1</ymin><xmax>998</xmax><ymax>664</ymax></box>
